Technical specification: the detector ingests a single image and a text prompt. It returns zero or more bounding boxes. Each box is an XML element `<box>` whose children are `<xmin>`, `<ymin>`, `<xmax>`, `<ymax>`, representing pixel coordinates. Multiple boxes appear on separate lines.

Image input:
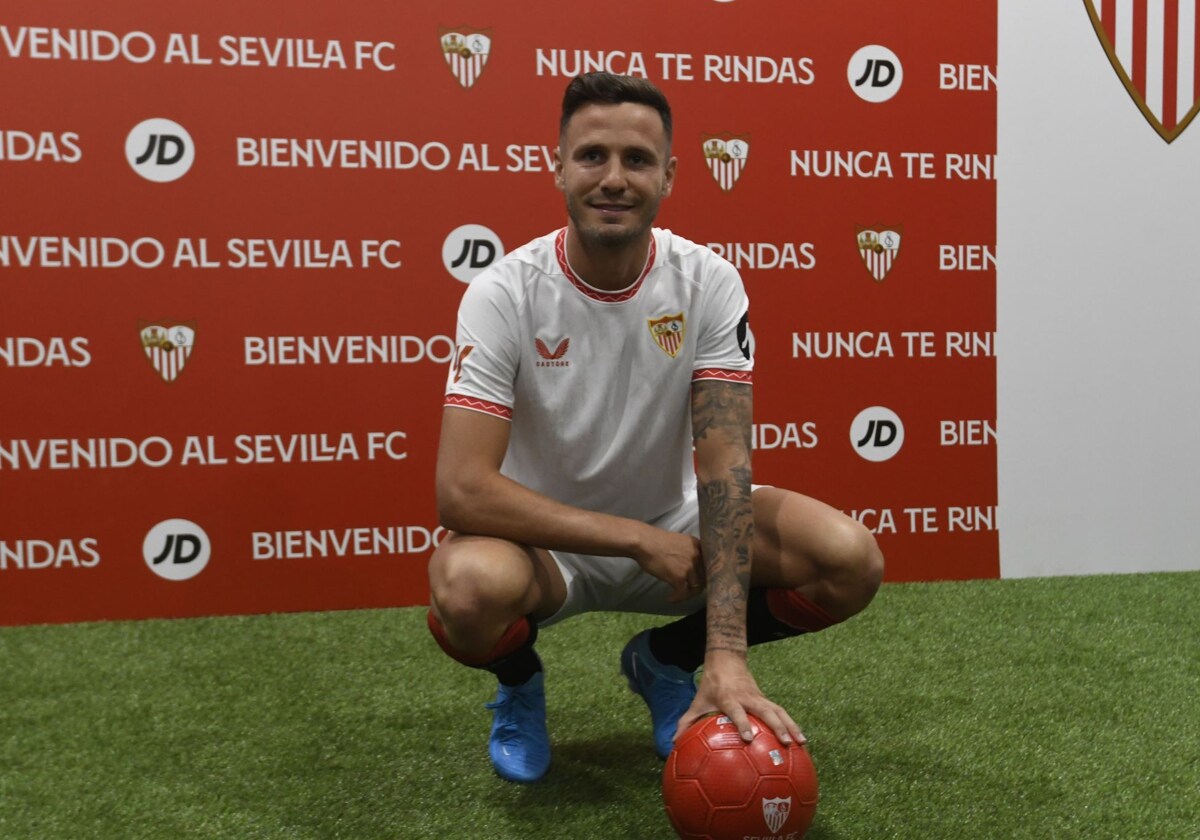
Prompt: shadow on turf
<box><xmin>507</xmin><ymin>736</ymin><xmax>662</xmax><ymax>800</ymax></box>
<box><xmin>491</xmin><ymin>736</ymin><xmax>844</xmax><ymax>840</ymax></box>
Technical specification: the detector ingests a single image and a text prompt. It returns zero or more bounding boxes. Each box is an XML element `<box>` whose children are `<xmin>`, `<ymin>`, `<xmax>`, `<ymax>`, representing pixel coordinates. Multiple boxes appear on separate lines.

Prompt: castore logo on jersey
<box><xmin>535</xmin><ymin>337</ymin><xmax>570</xmax><ymax>367</ymax></box>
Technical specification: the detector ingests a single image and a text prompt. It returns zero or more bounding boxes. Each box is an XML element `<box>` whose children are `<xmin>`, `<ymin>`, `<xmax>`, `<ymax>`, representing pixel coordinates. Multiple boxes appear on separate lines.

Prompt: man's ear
<box><xmin>553</xmin><ymin>146</ymin><xmax>565</xmax><ymax>191</ymax></box>
<box><xmin>661</xmin><ymin>155</ymin><xmax>678</xmax><ymax>198</ymax></box>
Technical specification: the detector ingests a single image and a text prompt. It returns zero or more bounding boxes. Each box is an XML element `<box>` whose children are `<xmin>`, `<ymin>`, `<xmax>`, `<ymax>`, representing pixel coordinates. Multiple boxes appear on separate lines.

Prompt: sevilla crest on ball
<box><xmin>439</xmin><ymin>27</ymin><xmax>492</xmax><ymax>89</ymax></box>
<box><xmin>662</xmin><ymin>714</ymin><xmax>818</xmax><ymax>840</ymax></box>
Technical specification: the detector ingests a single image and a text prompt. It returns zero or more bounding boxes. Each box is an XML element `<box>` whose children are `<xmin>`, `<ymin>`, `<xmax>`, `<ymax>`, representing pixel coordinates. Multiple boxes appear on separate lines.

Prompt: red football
<box><xmin>662</xmin><ymin>714</ymin><xmax>818</xmax><ymax>840</ymax></box>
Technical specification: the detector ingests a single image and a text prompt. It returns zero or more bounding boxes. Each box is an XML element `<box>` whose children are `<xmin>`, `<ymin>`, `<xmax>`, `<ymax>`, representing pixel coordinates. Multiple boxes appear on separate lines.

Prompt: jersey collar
<box><xmin>554</xmin><ymin>227</ymin><xmax>656</xmax><ymax>303</ymax></box>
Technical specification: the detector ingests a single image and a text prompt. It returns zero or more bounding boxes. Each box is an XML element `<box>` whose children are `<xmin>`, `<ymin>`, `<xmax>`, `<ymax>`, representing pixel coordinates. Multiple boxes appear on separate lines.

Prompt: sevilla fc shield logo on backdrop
<box><xmin>648</xmin><ymin>313</ymin><xmax>686</xmax><ymax>358</ymax></box>
<box><xmin>440</xmin><ymin>28</ymin><xmax>492</xmax><ymax>88</ymax></box>
<box><xmin>762</xmin><ymin>796</ymin><xmax>792</xmax><ymax>834</ymax></box>
<box><xmin>856</xmin><ymin>226</ymin><xmax>902</xmax><ymax>282</ymax></box>
<box><xmin>701</xmin><ymin>135</ymin><xmax>750</xmax><ymax>191</ymax></box>
<box><xmin>1083</xmin><ymin>1</ymin><xmax>1200</xmax><ymax>142</ymax></box>
<box><xmin>139</xmin><ymin>320</ymin><xmax>196</xmax><ymax>383</ymax></box>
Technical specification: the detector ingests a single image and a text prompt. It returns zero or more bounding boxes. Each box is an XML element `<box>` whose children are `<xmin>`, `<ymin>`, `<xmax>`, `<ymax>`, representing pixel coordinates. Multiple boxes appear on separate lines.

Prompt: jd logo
<box><xmin>143</xmin><ymin>518</ymin><xmax>211</xmax><ymax>581</ymax></box>
<box><xmin>854</xmin><ymin>59</ymin><xmax>896</xmax><ymax>89</ymax></box>
<box><xmin>451</xmin><ymin>239</ymin><xmax>496</xmax><ymax>270</ymax></box>
<box><xmin>848</xmin><ymin>46</ymin><xmax>903</xmax><ymax>103</ymax></box>
<box><xmin>125</xmin><ymin>118</ymin><xmax>194</xmax><ymax>182</ymax></box>
<box><xmin>134</xmin><ymin>134</ymin><xmax>186</xmax><ymax>166</ymax></box>
<box><xmin>443</xmin><ymin>224</ymin><xmax>505</xmax><ymax>283</ymax></box>
<box><xmin>850</xmin><ymin>407</ymin><xmax>905</xmax><ymax>462</ymax></box>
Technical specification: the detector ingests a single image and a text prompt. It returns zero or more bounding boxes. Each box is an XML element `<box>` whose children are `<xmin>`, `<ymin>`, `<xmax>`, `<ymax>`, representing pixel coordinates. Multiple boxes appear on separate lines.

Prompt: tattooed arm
<box><xmin>678</xmin><ymin>379</ymin><xmax>802</xmax><ymax>746</ymax></box>
<box><xmin>692</xmin><ymin>379</ymin><xmax>755</xmax><ymax>660</ymax></box>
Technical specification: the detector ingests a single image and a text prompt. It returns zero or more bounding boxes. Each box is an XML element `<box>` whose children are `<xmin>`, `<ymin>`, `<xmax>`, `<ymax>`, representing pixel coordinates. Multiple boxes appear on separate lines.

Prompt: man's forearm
<box><xmin>698</xmin><ymin>468</ymin><xmax>753</xmax><ymax>657</ymax></box>
<box><xmin>691</xmin><ymin>380</ymin><xmax>755</xmax><ymax>660</ymax></box>
<box><xmin>439</xmin><ymin>467</ymin><xmax>649</xmax><ymax>558</ymax></box>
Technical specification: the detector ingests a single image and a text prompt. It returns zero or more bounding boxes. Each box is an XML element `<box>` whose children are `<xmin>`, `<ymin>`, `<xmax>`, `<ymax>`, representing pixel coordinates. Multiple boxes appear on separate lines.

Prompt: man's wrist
<box><xmin>623</xmin><ymin>520</ymin><xmax>654</xmax><ymax>560</ymax></box>
<box><xmin>703</xmin><ymin>646</ymin><xmax>749</xmax><ymax>669</ymax></box>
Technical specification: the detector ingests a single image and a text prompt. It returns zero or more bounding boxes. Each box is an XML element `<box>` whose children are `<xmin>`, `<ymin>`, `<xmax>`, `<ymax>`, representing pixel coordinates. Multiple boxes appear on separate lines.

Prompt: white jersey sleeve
<box><xmin>692</xmin><ymin>255</ymin><xmax>753</xmax><ymax>383</ymax></box>
<box><xmin>444</xmin><ymin>269</ymin><xmax>521</xmax><ymax>421</ymax></box>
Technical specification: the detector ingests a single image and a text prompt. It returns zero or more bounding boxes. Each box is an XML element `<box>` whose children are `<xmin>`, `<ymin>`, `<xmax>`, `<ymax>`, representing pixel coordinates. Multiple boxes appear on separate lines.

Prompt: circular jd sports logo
<box><xmin>850</xmin><ymin>406</ymin><xmax>905</xmax><ymax>462</ymax></box>
<box><xmin>126</xmin><ymin>118</ymin><xmax>195</xmax><ymax>182</ymax></box>
<box><xmin>143</xmin><ymin>518</ymin><xmax>211</xmax><ymax>581</ymax></box>
<box><xmin>848</xmin><ymin>45</ymin><xmax>903</xmax><ymax>103</ymax></box>
<box><xmin>442</xmin><ymin>224</ymin><xmax>505</xmax><ymax>283</ymax></box>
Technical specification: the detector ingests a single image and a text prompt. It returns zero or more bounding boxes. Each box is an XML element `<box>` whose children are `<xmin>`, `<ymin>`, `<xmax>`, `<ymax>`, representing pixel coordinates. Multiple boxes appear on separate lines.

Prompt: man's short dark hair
<box><xmin>559</xmin><ymin>72</ymin><xmax>673</xmax><ymax>147</ymax></box>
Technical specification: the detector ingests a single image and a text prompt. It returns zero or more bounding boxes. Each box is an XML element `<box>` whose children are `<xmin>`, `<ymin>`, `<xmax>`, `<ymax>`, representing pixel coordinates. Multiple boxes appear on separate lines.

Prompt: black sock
<box><xmin>648</xmin><ymin>588</ymin><xmax>821</xmax><ymax>673</ymax></box>
<box><xmin>648</xmin><ymin>609</ymin><xmax>707</xmax><ymax>673</ymax></box>
<box><xmin>744</xmin><ymin>587</ymin><xmax>813</xmax><ymax>645</ymax></box>
<box><xmin>487</xmin><ymin>646</ymin><xmax>543</xmax><ymax>687</ymax></box>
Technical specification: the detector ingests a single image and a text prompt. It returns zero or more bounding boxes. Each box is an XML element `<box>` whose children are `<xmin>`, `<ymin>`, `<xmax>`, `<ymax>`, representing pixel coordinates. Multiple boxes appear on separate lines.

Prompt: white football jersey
<box><xmin>445</xmin><ymin>227</ymin><xmax>752</xmax><ymax>523</ymax></box>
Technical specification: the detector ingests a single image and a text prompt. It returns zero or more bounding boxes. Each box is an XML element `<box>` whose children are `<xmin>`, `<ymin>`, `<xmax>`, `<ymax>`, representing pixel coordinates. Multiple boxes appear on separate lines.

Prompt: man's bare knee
<box><xmin>429</xmin><ymin>538</ymin><xmax>536</xmax><ymax>649</ymax></box>
<box><xmin>825</xmin><ymin>517</ymin><xmax>884</xmax><ymax>616</ymax></box>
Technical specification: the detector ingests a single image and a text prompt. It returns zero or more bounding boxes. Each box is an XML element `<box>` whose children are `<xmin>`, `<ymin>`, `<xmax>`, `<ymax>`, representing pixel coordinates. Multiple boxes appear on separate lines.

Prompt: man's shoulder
<box><xmin>457</xmin><ymin>229</ymin><xmax>559</xmax><ymax>304</ymax></box>
<box><xmin>492</xmin><ymin>228</ymin><xmax>562</xmax><ymax>277</ymax></box>
<box><xmin>652</xmin><ymin>228</ymin><xmax>738</xmax><ymax>278</ymax></box>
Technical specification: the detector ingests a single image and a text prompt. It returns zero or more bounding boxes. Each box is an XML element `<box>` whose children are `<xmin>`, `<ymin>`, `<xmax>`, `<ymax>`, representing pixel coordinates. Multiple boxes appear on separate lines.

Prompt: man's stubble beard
<box><xmin>565</xmin><ymin>191</ymin><xmax>659</xmax><ymax>250</ymax></box>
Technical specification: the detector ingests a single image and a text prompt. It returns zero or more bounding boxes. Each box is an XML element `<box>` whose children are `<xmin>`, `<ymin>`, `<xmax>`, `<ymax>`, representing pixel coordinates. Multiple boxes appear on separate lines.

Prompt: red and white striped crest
<box><xmin>648</xmin><ymin>313</ymin><xmax>686</xmax><ymax>358</ymax></box>
<box><xmin>139</xmin><ymin>321</ymin><xmax>196</xmax><ymax>383</ymax></box>
<box><xmin>701</xmin><ymin>135</ymin><xmax>750</xmax><ymax>191</ymax></box>
<box><xmin>762</xmin><ymin>797</ymin><xmax>792</xmax><ymax>835</ymax></box>
<box><xmin>1084</xmin><ymin>0</ymin><xmax>1200</xmax><ymax>142</ymax></box>
<box><xmin>440</xmin><ymin>29</ymin><xmax>492</xmax><ymax>89</ymax></box>
<box><xmin>856</xmin><ymin>226</ymin><xmax>903</xmax><ymax>282</ymax></box>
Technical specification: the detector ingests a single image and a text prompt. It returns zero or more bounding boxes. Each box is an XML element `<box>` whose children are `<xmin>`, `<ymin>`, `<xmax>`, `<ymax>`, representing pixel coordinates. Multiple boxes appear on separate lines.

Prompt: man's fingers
<box><xmin>748</xmin><ymin>703</ymin><xmax>806</xmax><ymax>747</ymax></box>
<box><xmin>766</xmin><ymin>709</ymin><xmax>804</xmax><ymax>747</ymax></box>
<box><xmin>674</xmin><ymin>710</ymin><xmax>700</xmax><ymax>743</ymax></box>
<box><xmin>666</xmin><ymin>579</ymin><xmax>693</xmax><ymax>603</ymax></box>
<box><xmin>675</xmin><ymin>696</ymin><xmax>717</xmax><ymax>744</ymax></box>
<box><xmin>724</xmin><ymin>704</ymin><xmax>755</xmax><ymax>742</ymax></box>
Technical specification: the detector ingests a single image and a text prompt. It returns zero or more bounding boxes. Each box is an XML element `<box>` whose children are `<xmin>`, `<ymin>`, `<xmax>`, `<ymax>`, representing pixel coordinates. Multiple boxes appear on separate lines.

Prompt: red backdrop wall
<box><xmin>0</xmin><ymin>0</ymin><xmax>997</xmax><ymax>625</ymax></box>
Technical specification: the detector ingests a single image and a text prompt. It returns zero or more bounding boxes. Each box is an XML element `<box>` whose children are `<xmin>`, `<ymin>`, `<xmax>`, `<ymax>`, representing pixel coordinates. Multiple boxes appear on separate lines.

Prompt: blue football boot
<box><xmin>620</xmin><ymin>630</ymin><xmax>698</xmax><ymax>759</ymax></box>
<box><xmin>485</xmin><ymin>669</ymin><xmax>550</xmax><ymax>783</ymax></box>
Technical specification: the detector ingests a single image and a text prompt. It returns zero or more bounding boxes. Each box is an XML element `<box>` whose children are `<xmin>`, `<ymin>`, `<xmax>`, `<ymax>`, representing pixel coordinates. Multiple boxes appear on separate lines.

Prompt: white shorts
<box><xmin>539</xmin><ymin>485</ymin><xmax>767</xmax><ymax>628</ymax></box>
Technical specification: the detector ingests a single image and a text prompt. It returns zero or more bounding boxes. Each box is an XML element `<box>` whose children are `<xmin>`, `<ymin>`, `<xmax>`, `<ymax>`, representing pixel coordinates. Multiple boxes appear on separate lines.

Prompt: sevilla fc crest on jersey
<box><xmin>1083</xmin><ymin>1</ymin><xmax>1200</xmax><ymax>142</ymax></box>
<box><xmin>856</xmin><ymin>226</ymin><xmax>902</xmax><ymax>282</ymax></box>
<box><xmin>139</xmin><ymin>320</ymin><xmax>195</xmax><ymax>383</ymax></box>
<box><xmin>440</xmin><ymin>28</ymin><xmax>492</xmax><ymax>89</ymax></box>
<box><xmin>701</xmin><ymin>135</ymin><xmax>750</xmax><ymax>191</ymax></box>
<box><xmin>762</xmin><ymin>796</ymin><xmax>792</xmax><ymax>834</ymax></box>
<box><xmin>648</xmin><ymin>313</ymin><xmax>686</xmax><ymax>358</ymax></box>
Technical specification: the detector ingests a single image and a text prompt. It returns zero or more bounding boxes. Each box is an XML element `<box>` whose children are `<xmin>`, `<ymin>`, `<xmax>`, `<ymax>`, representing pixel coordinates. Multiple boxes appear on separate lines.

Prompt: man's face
<box><xmin>555</xmin><ymin>102</ymin><xmax>677</xmax><ymax>250</ymax></box>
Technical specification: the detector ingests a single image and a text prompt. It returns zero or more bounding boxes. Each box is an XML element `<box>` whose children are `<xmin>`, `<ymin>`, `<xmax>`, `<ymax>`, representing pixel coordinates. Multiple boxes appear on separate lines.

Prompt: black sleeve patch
<box><xmin>736</xmin><ymin>310</ymin><xmax>753</xmax><ymax>361</ymax></box>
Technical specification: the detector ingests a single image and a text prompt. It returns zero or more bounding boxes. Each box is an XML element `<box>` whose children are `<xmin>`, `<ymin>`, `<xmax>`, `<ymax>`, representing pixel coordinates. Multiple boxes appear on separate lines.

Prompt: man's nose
<box><xmin>598</xmin><ymin>159</ymin><xmax>628</xmax><ymax>191</ymax></box>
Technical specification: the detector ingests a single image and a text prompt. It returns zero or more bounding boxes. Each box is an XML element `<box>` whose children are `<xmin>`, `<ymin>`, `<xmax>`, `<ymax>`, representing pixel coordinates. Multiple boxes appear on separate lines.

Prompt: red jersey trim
<box><xmin>445</xmin><ymin>394</ymin><xmax>513</xmax><ymax>420</ymax></box>
<box><xmin>554</xmin><ymin>228</ymin><xmax>656</xmax><ymax>303</ymax></box>
<box><xmin>692</xmin><ymin>369</ymin><xmax>753</xmax><ymax>384</ymax></box>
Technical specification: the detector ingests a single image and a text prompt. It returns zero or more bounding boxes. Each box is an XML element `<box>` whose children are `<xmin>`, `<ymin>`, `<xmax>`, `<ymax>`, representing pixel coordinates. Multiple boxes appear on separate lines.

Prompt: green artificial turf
<box><xmin>1</xmin><ymin>572</ymin><xmax>1197</xmax><ymax>839</ymax></box>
